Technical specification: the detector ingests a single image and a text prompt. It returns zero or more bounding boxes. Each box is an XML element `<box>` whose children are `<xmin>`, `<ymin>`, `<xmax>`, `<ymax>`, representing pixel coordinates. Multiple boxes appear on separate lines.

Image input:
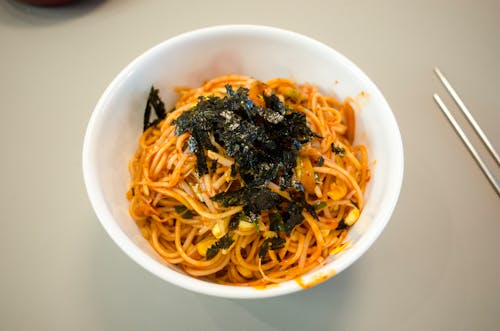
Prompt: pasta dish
<box><xmin>127</xmin><ymin>75</ymin><xmax>370</xmax><ymax>285</ymax></box>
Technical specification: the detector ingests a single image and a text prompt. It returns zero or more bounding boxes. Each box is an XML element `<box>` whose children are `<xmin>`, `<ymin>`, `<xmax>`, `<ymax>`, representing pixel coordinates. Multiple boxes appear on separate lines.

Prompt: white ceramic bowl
<box><xmin>82</xmin><ymin>25</ymin><xmax>404</xmax><ymax>298</ymax></box>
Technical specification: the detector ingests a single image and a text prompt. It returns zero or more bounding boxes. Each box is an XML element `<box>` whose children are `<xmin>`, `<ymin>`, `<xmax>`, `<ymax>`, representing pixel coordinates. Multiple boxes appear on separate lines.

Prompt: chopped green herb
<box><xmin>284</xmin><ymin>88</ymin><xmax>302</xmax><ymax>101</ymax></box>
<box><xmin>315</xmin><ymin>201</ymin><xmax>327</xmax><ymax>210</ymax></box>
<box><xmin>253</xmin><ymin>220</ymin><xmax>260</xmax><ymax>232</ymax></box>
<box><xmin>317</xmin><ymin>156</ymin><xmax>324</xmax><ymax>166</ymax></box>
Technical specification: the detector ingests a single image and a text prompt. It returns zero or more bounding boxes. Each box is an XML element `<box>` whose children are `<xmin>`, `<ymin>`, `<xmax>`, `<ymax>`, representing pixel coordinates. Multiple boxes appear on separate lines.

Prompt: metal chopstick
<box><xmin>433</xmin><ymin>68</ymin><xmax>500</xmax><ymax>196</ymax></box>
<box><xmin>433</xmin><ymin>93</ymin><xmax>500</xmax><ymax>196</ymax></box>
<box><xmin>434</xmin><ymin>67</ymin><xmax>500</xmax><ymax>166</ymax></box>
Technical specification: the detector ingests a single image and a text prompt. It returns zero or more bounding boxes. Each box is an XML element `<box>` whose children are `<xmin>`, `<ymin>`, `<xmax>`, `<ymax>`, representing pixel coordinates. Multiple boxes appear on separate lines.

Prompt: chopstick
<box><xmin>434</xmin><ymin>68</ymin><xmax>500</xmax><ymax>165</ymax></box>
<box><xmin>433</xmin><ymin>68</ymin><xmax>500</xmax><ymax>196</ymax></box>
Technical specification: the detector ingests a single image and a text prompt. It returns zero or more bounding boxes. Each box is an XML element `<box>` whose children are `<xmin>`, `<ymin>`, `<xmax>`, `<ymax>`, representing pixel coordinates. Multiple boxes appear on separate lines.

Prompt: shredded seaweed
<box><xmin>228</xmin><ymin>212</ymin><xmax>246</xmax><ymax>230</ymax></box>
<box><xmin>350</xmin><ymin>200</ymin><xmax>359</xmax><ymax>209</ymax></box>
<box><xmin>212</xmin><ymin>187</ymin><xmax>281</xmax><ymax>223</ymax></box>
<box><xmin>282</xmin><ymin>201</ymin><xmax>305</xmax><ymax>235</ymax></box>
<box><xmin>173</xmin><ymin>85</ymin><xmax>318</xmax><ymax>182</ymax></box>
<box><xmin>143</xmin><ymin>86</ymin><xmax>167</xmax><ymax>131</ymax></box>
<box><xmin>269</xmin><ymin>213</ymin><xmax>285</xmax><ymax>233</ymax></box>
<box><xmin>336</xmin><ymin>219</ymin><xmax>348</xmax><ymax>230</ymax></box>
<box><xmin>259</xmin><ymin>236</ymin><xmax>286</xmax><ymax>258</ymax></box>
<box><xmin>170</xmin><ymin>84</ymin><xmax>322</xmax><ymax>235</ymax></box>
<box><xmin>206</xmin><ymin>233</ymin><xmax>234</xmax><ymax>260</ymax></box>
<box><xmin>174</xmin><ymin>205</ymin><xmax>194</xmax><ymax>219</ymax></box>
<box><xmin>331</xmin><ymin>143</ymin><xmax>346</xmax><ymax>157</ymax></box>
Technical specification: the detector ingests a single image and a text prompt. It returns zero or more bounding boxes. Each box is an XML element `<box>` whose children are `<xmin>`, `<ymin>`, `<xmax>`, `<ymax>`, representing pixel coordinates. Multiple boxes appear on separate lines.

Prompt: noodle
<box><xmin>127</xmin><ymin>75</ymin><xmax>371</xmax><ymax>286</ymax></box>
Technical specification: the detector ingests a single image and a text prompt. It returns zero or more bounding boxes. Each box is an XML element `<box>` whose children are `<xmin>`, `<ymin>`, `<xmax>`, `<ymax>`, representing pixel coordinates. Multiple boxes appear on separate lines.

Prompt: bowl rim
<box><xmin>82</xmin><ymin>24</ymin><xmax>404</xmax><ymax>299</ymax></box>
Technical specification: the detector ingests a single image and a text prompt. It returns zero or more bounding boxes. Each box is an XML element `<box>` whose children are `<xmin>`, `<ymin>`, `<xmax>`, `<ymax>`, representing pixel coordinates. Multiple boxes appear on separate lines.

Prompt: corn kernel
<box><xmin>211</xmin><ymin>223</ymin><xmax>223</xmax><ymax>239</ymax></box>
<box><xmin>196</xmin><ymin>237</ymin><xmax>217</xmax><ymax>257</ymax></box>
<box><xmin>320</xmin><ymin>229</ymin><xmax>330</xmax><ymax>238</ymax></box>
<box><xmin>263</xmin><ymin>231</ymin><xmax>277</xmax><ymax>239</ymax></box>
<box><xmin>212</xmin><ymin>219</ymin><xmax>229</xmax><ymax>239</ymax></box>
<box><xmin>238</xmin><ymin>220</ymin><xmax>254</xmax><ymax>232</ymax></box>
<box><xmin>344</xmin><ymin>208</ymin><xmax>360</xmax><ymax>226</ymax></box>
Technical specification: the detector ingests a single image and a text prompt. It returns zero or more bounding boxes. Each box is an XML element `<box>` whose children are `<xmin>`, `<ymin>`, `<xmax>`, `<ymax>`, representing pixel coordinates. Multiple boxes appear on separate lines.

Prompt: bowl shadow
<box><xmin>227</xmin><ymin>271</ymin><xmax>358</xmax><ymax>331</ymax></box>
<box><xmin>84</xmin><ymin>215</ymin><xmax>358</xmax><ymax>330</ymax></box>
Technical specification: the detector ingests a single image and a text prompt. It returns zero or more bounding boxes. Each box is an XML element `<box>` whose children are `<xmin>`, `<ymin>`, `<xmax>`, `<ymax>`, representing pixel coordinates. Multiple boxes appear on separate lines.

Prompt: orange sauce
<box><xmin>294</xmin><ymin>268</ymin><xmax>337</xmax><ymax>289</ymax></box>
<box><xmin>252</xmin><ymin>282</ymin><xmax>281</xmax><ymax>290</ymax></box>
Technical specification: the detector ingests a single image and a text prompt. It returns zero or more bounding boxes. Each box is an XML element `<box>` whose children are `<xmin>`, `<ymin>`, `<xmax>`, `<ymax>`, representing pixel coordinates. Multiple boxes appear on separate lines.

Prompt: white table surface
<box><xmin>1</xmin><ymin>0</ymin><xmax>499</xmax><ymax>330</ymax></box>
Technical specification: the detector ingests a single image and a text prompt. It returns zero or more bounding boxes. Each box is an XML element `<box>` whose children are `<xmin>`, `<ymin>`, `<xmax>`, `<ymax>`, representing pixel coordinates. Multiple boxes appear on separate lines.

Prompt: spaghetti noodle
<box><xmin>127</xmin><ymin>75</ymin><xmax>370</xmax><ymax>286</ymax></box>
